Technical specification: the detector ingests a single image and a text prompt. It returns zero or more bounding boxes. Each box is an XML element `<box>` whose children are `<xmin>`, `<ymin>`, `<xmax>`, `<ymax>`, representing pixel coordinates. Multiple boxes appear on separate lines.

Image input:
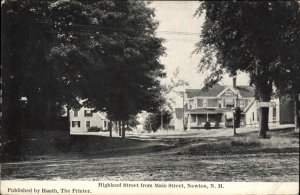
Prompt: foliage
<box><xmin>128</xmin><ymin>115</ymin><xmax>140</xmax><ymax>129</ymax></box>
<box><xmin>1</xmin><ymin>0</ymin><xmax>165</xmax><ymax>157</ymax></box>
<box><xmin>81</xmin><ymin>1</ymin><xmax>166</xmax><ymax>126</ymax></box>
<box><xmin>160</xmin><ymin>68</ymin><xmax>189</xmax><ymax>110</ymax></box>
<box><xmin>204</xmin><ymin>122</ymin><xmax>211</xmax><ymax>130</ymax></box>
<box><xmin>144</xmin><ymin>110</ymin><xmax>173</xmax><ymax>132</ymax></box>
<box><xmin>195</xmin><ymin>1</ymin><xmax>300</xmax><ymax>89</ymax></box>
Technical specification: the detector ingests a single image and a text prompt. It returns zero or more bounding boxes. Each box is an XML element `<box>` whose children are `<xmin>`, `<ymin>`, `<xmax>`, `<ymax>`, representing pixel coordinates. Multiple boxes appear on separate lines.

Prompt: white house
<box><xmin>174</xmin><ymin>80</ymin><xmax>283</xmax><ymax>130</ymax></box>
<box><xmin>244</xmin><ymin>98</ymin><xmax>280</xmax><ymax>127</ymax></box>
<box><xmin>69</xmin><ymin>107</ymin><xmax>108</xmax><ymax>133</ymax></box>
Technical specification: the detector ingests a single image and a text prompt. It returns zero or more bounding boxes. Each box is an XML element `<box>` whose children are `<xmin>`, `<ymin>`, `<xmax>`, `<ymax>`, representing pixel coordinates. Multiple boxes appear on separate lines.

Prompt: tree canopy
<box><xmin>195</xmin><ymin>1</ymin><xmax>300</xmax><ymax>137</ymax></box>
<box><xmin>1</xmin><ymin>0</ymin><xmax>165</xmax><ymax>157</ymax></box>
<box><xmin>144</xmin><ymin>110</ymin><xmax>172</xmax><ymax>132</ymax></box>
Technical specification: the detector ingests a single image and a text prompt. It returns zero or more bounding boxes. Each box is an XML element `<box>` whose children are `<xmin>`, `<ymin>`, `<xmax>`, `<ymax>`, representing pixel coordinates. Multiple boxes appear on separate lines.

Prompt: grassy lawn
<box><xmin>1</xmin><ymin>128</ymin><xmax>299</xmax><ymax>181</ymax></box>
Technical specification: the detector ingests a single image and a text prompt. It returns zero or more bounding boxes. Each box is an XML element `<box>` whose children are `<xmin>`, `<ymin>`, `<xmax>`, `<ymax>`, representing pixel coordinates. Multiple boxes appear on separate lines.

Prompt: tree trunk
<box><xmin>294</xmin><ymin>94</ymin><xmax>300</xmax><ymax>132</ymax></box>
<box><xmin>161</xmin><ymin>110</ymin><xmax>163</xmax><ymax>131</ymax></box>
<box><xmin>259</xmin><ymin>107</ymin><xmax>269</xmax><ymax>138</ymax></box>
<box><xmin>66</xmin><ymin>106</ymin><xmax>70</xmax><ymax>119</ymax></box>
<box><xmin>2</xmin><ymin>96</ymin><xmax>23</xmax><ymax>160</ymax></box>
<box><xmin>122</xmin><ymin>120</ymin><xmax>126</xmax><ymax>139</ymax></box>
<box><xmin>2</xmin><ymin>65</ymin><xmax>23</xmax><ymax>160</ymax></box>
<box><xmin>118</xmin><ymin>120</ymin><xmax>121</xmax><ymax>136</ymax></box>
<box><xmin>258</xmin><ymin>87</ymin><xmax>271</xmax><ymax>138</ymax></box>
<box><xmin>46</xmin><ymin>98</ymin><xmax>50</xmax><ymax>129</ymax></box>
<box><xmin>109</xmin><ymin>120</ymin><xmax>112</xmax><ymax>138</ymax></box>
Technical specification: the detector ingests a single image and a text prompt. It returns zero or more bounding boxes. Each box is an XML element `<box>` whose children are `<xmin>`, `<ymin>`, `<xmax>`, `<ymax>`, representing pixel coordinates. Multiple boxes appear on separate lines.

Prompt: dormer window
<box><xmin>225</xmin><ymin>91</ymin><xmax>234</xmax><ymax>97</ymax></box>
<box><xmin>225</xmin><ymin>98</ymin><xmax>234</xmax><ymax>108</ymax></box>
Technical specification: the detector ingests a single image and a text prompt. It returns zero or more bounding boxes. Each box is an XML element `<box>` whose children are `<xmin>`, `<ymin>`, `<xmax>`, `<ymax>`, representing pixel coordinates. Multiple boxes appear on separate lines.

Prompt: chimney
<box><xmin>233</xmin><ymin>76</ymin><xmax>237</xmax><ymax>89</ymax></box>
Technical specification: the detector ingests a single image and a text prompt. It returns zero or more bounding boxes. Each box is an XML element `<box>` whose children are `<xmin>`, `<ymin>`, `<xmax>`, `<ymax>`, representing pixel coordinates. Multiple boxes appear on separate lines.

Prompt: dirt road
<box><xmin>1</xmin><ymin>128</ymin><xmax>299</xmax><ymax>181</ymax></box>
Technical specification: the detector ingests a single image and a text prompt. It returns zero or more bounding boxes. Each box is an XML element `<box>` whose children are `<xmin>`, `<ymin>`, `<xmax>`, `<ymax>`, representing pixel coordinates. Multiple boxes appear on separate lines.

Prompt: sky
<box><xmin>149</xmin><ymin>1</ymin><xmax>250</xmax><ymax>107</ymax></box>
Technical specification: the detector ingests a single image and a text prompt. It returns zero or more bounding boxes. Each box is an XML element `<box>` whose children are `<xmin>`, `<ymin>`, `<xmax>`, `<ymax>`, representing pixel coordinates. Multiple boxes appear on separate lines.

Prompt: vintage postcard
<box><xmin>1</xmin><ymin>1</ymin><xmax>299</xmax><ymax>195</ymax></box>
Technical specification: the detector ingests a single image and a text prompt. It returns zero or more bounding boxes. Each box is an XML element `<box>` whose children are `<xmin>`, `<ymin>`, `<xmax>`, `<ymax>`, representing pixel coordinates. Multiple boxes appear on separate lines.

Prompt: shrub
<box><xmin>87</xmin><ymin>126</ymin><xmax>102</xmax><ymax>132</ymax></box>
<box><xmin>204</xmin><ymin>122</ymin><xmax>211</xmax><ymax>130</ymax></box>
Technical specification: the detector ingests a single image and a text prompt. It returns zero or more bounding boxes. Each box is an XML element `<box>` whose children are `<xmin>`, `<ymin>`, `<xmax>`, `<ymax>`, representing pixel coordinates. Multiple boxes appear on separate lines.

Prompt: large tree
<box><xmin>1</xmin><ymin>0</ymin><xmax>165</xmax><ymax>159</ymax></box>
<box><xmin>81</xmin><ymin>1</ymin><xmax>165</xmax><ymax>138</ymax></box>
<box><xmin>2</xmin><ymin>0</ymin><xmax>106</xmax><ymax>158</ymax></box>
<box><xmin>195</xmin><ymin>1</ymin><xmax>300</xmax><ymax>138</ymax></box>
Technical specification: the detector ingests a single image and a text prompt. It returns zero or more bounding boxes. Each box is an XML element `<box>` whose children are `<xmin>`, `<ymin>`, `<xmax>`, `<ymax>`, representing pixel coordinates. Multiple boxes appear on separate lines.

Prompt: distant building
<box><xmin>69</xmin><ymin>107</ymin><xmax>108</xmax><ymax>133</ymax></box>
<box><xmin>173</xmin><ymin>79</ymin><xmax>291</xmax><ymax>130</ymax></box>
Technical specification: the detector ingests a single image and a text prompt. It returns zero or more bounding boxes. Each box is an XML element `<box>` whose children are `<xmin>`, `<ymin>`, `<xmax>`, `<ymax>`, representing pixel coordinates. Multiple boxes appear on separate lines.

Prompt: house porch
<box><xmin>188</xmin><ymin>113</ymin><xmax>224</xmax><ymax>129</ymax></box>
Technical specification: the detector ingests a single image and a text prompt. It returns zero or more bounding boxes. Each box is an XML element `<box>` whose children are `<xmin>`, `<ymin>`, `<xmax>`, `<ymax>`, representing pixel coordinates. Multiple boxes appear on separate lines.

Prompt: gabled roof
<box><xmin>235</xmin><ymin>86</ymin><xmax>255</xmax><ymax>98</ymax></box>
<box><xmin>186</xmin><ymin>84</ymin><xmax>255</xmax><ymax>98</ymax></box>
<box><xmin>97</xmin><ymin>112</ymin><xmax>107</xmax><ymax>120</ymax></box>
<box><xmin>186</xmin><ymin>84</ymin><xmax>225</xmax><ymax>98</ymax></box>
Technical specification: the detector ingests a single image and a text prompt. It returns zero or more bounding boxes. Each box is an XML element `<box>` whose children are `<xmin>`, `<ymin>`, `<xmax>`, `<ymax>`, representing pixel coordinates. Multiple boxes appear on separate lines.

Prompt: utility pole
<box><xmin>161</xmin><ymin>108</ymin><xmax>163</xmax><ymax>131</ymax></box>
<box><xmin>233</xmin><ymin>110</ymin><xmax>236</xmax><ymax>136</ymax></box>
<box><xmin>234</xmin><ymin>89</ymin><xmax>239</xmax><ymax>136</ymax></box>
<box><xmin>179</xmin><ymin>91</ymin><xmax>187</xmax><ymax>131</ymax></box>
<box><xmin>183</xmin><ymin>93</ymin><xmax>185</xmax><ymax>130</ymax></box>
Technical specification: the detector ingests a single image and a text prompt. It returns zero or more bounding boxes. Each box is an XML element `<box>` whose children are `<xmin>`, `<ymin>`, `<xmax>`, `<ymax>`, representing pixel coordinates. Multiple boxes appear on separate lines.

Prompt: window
<box><xmin>218</xmin><ymin>99</ymin><xmax>222</xmax><ymax>108</ymax></box>
<box><xmin>224</xmin><ymin>98</ymin><xmax>234</xmax><ymax>108</ymax></box>
<box><xmin>104</xmin><ymin>121</ymin><xmax>107</xmax><ymax>128</ymax></box>
<box><xmin>72</xmin><ymin>121</ymin><xmax>80</xmax><ymax>128</ymax></box>
<box><xmin>203</xmin><ymin>99</ymin><xmax>208</xmax><ymax>108</ymax></box>
<box><xmin>191</xmin><ymin>115</ymin><xmax>196</xmax><ymax>123</ymax></box>
<box><xmin>252</xmin><ymin>112</ymin><xmax>255</xmax><ymax>121</ymax></box>
<box><xmin>184</xmin><ymin>103</ymin><xmax>188</xmax><ymax>109</ymax></box>
<box><xmin>225</xmin><ymin>91</ymin><xmax>234</xmax><ymax>97</ymax></box>
<box><xmin>273</xmin><ymin>108</ymin><xmax>277</xmax><ymax>122</ymax></box>
<box><xmin>207</xmin><ymin>99</ymin><xmax>218</xmax><ymax>107</ymax></box>
<box><xmin>189</xmin><ymin>100</ymin><xmax>194</xmax><ymax>109</ymax></box>
<box><xmin>74</xmin><ymin>110</ymin><xmax>78</xmax><ymax>117</ymax></box>
<box><xmin>197</xmin><ymin>99</ymin><xmax>203</xmax><ymax>108</ymax></box>
<box><xmin>84</xmin><ymin>110</ymin><xmax>93</xmax><ymax>117</ymax></box>
<box><xmin>86</xmin><ymin>121</ymin><xmax>90</xmax><ymax>128</ymax></box>
<box><xmin>239</xmin><ymin>100</ymin><xmax>244</xmax><ymax>109</ymax></box>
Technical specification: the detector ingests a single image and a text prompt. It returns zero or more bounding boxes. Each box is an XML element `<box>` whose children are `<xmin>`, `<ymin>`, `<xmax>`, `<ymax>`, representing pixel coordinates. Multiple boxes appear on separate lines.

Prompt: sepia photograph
<box><xmin>1</xmin><ymin>0</ymin><xmax>299</xmax><ymax>194</ymax></box>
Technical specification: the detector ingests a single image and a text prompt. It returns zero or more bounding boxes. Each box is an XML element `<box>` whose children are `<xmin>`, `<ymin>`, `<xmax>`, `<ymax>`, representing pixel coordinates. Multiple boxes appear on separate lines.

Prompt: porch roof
<box><xmin>186</xmin><ymin>108</ymin><xmax>233</xmax><ymax>114</ymax></box>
